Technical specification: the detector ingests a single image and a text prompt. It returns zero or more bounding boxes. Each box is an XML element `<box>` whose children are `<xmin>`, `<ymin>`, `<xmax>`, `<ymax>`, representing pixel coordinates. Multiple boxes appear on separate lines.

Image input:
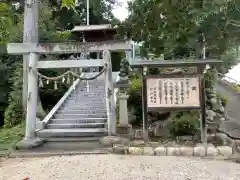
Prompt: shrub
<box><xmin>127</xmin><ymin>77</ymin><xmax>142</xmax><ymax>126</ymax></box>
<box><xmin>116</xmin><ymin>94</ymin><xmax>120</xmax><ymax>124</ymax></box>
<box><xmin>4</xmin><ymin>65</ymin><xmax>23</xmax><ymax>128</ymax></box>
<box><xmin>216</xmin><ymin>93</ymin><xmax>228</xmax><ymax>107</ymax></box>
<box><xmin>232</xmin><ymin>84</ymin><xmax>240</xmax><ymax>92</ymax></box>
<box><xmin>168</xmin><ymin>111</ymin><xmax>200</xmax><ymax>137</ymax></box>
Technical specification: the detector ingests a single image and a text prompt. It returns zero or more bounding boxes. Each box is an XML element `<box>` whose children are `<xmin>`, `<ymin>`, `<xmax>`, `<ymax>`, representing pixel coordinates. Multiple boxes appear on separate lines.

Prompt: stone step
<box><xmin>64</xmin><ymin>103</ymin><xmax>105</xmax><ymax>107</ymax></box>
<box><xmin>70</xmin><ymin>92</ymin><xmax>104</xmax><ymax>96</ymax></box>
<box><xmin>75</xmin><ymin>87</ymin><xmax>105</xmax><ymax>90</ymax></box>
<box><xmin>71</xmin><ymin>93</ymin><xmax>105</xmax><ymax>95</ymax></box>
<box><xmin>75</xmin><ymin>88</ymin><xmax>105</xmax><ymax>91</ymax></box>
<box><xmin>66</xmin><ymin>99</ymin><xmax>104</xmax><ymax>102</ymax></box>
<box><xmin>66</xmin><ymin>100</ymin><xmax>104</xmax><ymax>104</ymax></box>
<box><xmin>57</xmin><ymin>109</ymin><xmax>107</xmax><ymax>114</ymax></box>
<box><xmin>54</xmin><ymin>114</ymin><xmax>107</xmax><ymax>119</ymax></box>
<box><xmin>62</xmin><ymin>102</ymin><xmax>106</xmax><ymax>109</ymax></box>
<box><xmin>51</xmin><ymin>118</ymin><xmax>107</xmax><ymax>124</ymax></box>
<box><xmin>47</xmin><ymin>122</ymin><xmax>106</xmax><ymax>129</ymax></box>
<box><xmin>37</xmin><ymin>128</ymin><xmax>106</xmax><ymax>138</ymax></box>
<box><xmin>64</xmin><ymin>104</ymin><xmax>106</xmax><ymax>108</ymax></box>
<box><xmin>69</xmin><ymin>95</ymin><xmax>105</xmax><ymax>99</ymax></box>
<box><xmin>70</xmin><ymin>97</ymin><xmax>102</xmax><ymax>100</ymax></box>
<box><xmin>69</xmin><ymin>95</ymin><xmax>104</xmax><ymax>99</ymax></box>
<box><xmin>45</xmin><ymin>137</ymin><xmax>103</xmax><ymax>142</ymax></box>
<box><xmin>68</xmin><ymin>95</ymin><xmax>105</xmax><ymax>98</ymax></box>
<box><xmin>59</xmin><ymin>106</ymin><xmax>106</xmax><ymax>111</ymax></box>
<box><xmin>64</xmin><ymin>100</ymin><xmax>105</xmax><ymax>104</ymax></box>
<box><xmin>62</xmin><ymin>106</ymin><xmax>105</xmax><ymax>110</ymax></box>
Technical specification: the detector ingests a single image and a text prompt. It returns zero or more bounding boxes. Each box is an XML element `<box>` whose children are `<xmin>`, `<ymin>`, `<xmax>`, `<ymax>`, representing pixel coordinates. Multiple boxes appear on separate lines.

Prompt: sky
<box><xmin>112</xmin><ymin>0</ymin><xmax>129</xmax><ymax>21</ymax></box>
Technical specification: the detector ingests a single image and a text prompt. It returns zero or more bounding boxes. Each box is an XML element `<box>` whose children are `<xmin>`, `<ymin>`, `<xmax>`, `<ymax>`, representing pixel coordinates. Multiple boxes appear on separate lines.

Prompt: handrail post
<box><xmin>103</xmin><ymin>50</ymin><xmax>116</xmax><ymax>135</ymax></box>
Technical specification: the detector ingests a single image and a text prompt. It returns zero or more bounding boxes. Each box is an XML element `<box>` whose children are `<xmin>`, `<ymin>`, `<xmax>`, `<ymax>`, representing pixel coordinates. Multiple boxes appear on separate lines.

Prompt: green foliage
<box><xmin>0</xmin><ymin>123</ymin><xmax>24</xmax><ymax>151</ymax></box>
<box><xmin>232</xmin><ymin>84</ymin><xmax>240</xmax><ymax>92</ymax></box>
<box><xmin>204</xmin><ymin>68</ymin><xmax>218</xmax><ymax>90</ymax></box>
<box><xmin>168</xmin><ymin>111</ymin><xmax>200</xmax><ymax>137</ymax></box>
<box><xmin>4</xmin><ymin>65</ymin><xmax>23</xmax><ymax>128</ymax></box>
<box><xmin>219</xmin><ymin>50</ymin><xmax>238</xmax><ymax>74</ymax></box>
<box><xmin>119</xmin><ymin>58</ymin><xmax>130</xmax><ymax>78</ymax></box>
<box><xmin>116</xmin><ymin>95</ymin><xmax>120</xmax><ymax>124</ymax></box>
<box><xmin>217</xmin><ymin>93</ymin><xmax>228</xmax><ymax>108</ymax></box>
<box><xmin>0</xmin><ymin>60</ymin><xmax>8</xmax><ymax>126</ymax></box>
<box><xmin>123</xmin><ymin>0</ymin><xmax>240</xmax><ymax>58</ymax></box>
<box><xmin>61</xmin><ymin>0</ymin><xmax>75</xmax><ymax>9</ymax></box>
<box><xmin>127</xmin><ymin>77</ymin><xmax>142</xmax><ymax>125</ymax></box>
<box><xmin>0</xmin><ymin>3</ymin><xmax>13</xmax><ymax>44</ymax></box>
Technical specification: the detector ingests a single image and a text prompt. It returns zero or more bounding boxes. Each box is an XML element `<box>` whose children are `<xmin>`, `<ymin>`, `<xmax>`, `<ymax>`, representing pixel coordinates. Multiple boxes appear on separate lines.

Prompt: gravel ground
<box><xmin>1</xmin><ymin>155</ymin><xmax>240</xmax><ymax>180</ymax></box>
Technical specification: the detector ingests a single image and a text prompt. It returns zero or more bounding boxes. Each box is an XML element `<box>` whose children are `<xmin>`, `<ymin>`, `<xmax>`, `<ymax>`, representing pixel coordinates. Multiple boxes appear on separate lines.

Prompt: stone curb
<box><xmin>0</xmin><ymin>150</ymin><xmax>110</xmax><ymax>158</ymax></box>
<box><xmin>112</xmin><ymin>145</ymin><xmax>234</xmax><ymax>157</ymax></box>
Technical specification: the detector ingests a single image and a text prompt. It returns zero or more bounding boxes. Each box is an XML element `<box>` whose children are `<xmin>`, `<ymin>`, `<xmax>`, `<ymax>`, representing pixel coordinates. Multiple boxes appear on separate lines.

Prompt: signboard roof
<box><xmin>131</xmin><ymin>60</ymin><xmax>223</xmax><ymax>68</ymax></box>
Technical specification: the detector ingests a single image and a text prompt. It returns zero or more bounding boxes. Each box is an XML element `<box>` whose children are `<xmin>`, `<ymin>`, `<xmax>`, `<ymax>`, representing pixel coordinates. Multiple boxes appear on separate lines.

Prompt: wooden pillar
<box><xmin>25</xmin><ymin>53</ymin><xmax>38</xmax><ymax>140</ymax></box>
<box><xmin>199</xmin><ymin>66</ymin><xmax>207</xmax><ymax>148</ymax></box>
<box><xmin>103</xmin><ymin>50</ymin><xmax>116</xmax><ymax>135</ymax></box>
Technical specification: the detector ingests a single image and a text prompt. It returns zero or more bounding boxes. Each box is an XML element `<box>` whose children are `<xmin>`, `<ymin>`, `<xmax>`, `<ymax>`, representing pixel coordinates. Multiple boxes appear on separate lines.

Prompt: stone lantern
<box><xmin>115</xmin><ymin>58</ymin><xmax>132</xmax><ymax>137</ymax></box>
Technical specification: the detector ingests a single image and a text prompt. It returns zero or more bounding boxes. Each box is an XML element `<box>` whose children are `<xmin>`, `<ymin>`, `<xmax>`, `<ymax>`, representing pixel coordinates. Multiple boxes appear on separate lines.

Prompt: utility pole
<box><xmin>22</xmin><ymin>0</ymin><xmax>39</xmax><ymax>114</ymax></box>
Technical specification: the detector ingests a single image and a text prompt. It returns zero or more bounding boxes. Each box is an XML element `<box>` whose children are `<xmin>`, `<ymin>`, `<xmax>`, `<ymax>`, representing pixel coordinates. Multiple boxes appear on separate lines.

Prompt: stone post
<box><xmin>22</xmin><ymin>0</ymin><xmax>39</xmax><ymax>112</ymax></box>
<box><xmin>16</xmin><ymin>53</ymin><xmax>43</xmax><ymax>149</ymax></box>
<box><xmin>103</xmin><ymin>50</ymin><xmax>116</xmax><ymax>135</ymax></box>
<box><xmin>119</xmin><ymin>93</ymin><xmax>129</xmax><ymax>125</ymax></box>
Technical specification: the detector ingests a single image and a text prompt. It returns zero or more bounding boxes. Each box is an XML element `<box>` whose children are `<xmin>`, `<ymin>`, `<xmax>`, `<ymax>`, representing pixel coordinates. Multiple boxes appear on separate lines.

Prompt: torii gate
<box><xmin>7</xmin><ymin>41</ymin><xmax>132</xmax><ymax>147</ymax></box>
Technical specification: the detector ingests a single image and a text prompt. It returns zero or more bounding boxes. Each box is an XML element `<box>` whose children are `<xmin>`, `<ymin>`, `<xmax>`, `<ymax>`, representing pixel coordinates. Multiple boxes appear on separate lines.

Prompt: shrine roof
<box><xmin>71</xmin><ymin>24</ymin><xmax>117</xmax><ymax>32</ymax></box>
<box><xmin>131</xmin><ymin>59</ymin><xmax>223</xmax><ymax>68</ymax></box>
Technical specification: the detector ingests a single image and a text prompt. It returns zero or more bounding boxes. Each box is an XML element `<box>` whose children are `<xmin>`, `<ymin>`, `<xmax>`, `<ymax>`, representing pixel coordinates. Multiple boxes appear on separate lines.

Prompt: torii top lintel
<box><xmin>7</xmin><ymin>40</ymin><xmax>132</xmax><ymax>55</ymax></box>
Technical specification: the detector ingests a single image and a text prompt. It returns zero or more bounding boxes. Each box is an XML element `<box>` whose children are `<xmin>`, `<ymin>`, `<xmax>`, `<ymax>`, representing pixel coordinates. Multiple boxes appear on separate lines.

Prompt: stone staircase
<box><xmin>37</xmin><ymin>74</ymin><xmax>108</xmax><ymax>141</ymax></box>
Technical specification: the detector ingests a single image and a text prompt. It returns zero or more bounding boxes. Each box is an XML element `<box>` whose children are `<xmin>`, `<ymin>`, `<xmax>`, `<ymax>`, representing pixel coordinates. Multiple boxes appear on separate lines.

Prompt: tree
<box><xmin>122</xmin><ymin>0</ymin><xmax>240</xmax><ymax>59</ymax></box>
<box><xmin>0</xmin><ymin>3</ymin><xmax>13</xmax><ymax>44</ymax></box>
<box><xmin>0</xmin><ymin>3</ymin><xmax>14</xmax><ymax>127</ymax></box>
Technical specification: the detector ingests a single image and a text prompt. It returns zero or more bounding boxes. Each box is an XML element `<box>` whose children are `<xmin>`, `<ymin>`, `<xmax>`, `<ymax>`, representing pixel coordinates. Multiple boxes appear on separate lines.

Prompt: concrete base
<box><xmin>116</xmin><ymin>124</ymin><xmax>132</xmax><ymax>134</ymax></box>
<box><xmin>15</xmin><ymin>138</ymin><xmax>45</xmax><ymax>150</ymax></box>
<box><xmin>36</xmin><ymin>120</ymin><xmax>45</xmax><ymax>130</ymax></box>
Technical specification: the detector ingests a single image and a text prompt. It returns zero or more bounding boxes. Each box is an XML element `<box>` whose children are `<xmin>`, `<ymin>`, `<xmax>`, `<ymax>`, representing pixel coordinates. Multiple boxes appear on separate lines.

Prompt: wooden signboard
<box><xmin>146</xmin><ymin>75</ymin><xmax>200</xmax><ymax>111</ymax></box>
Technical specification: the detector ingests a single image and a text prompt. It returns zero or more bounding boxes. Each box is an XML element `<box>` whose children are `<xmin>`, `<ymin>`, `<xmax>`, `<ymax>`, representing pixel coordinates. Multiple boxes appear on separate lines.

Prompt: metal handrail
<box><xmin>218</xmin><ymin>73</ymin><xmax>240</xmax><ymax>85</ymax></box>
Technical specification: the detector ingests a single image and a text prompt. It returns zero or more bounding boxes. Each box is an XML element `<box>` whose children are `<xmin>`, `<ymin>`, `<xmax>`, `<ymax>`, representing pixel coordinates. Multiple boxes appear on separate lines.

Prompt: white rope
<box><xmin>37</xmin><ymin>65</ymin><xmax>106</xmax><ymax>81</ymax></box>
<box><xmin>36</xmin><ymin>70</ymin><xmax>83</xmax><ymax>81</ymax></box>
<box><xmin>36</xmin><ymin>64</ymin><xmax>107</xmax><ymax>90</ymax></box>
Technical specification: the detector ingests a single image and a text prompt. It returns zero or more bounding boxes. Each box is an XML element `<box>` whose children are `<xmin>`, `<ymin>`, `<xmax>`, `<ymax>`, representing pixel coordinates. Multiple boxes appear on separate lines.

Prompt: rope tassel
<box><xmin>62</xmin><ymin>77</ymin><xmax>66</xmax><ymax>83</ymax></box>
<box><xmin>67</xmin><ymin>74</ymin><xmax>70</xmax><ymax>84</ymax></box>
<box><xmin>54</xmin><ymin>81</ymin><xmax>58</xmax><ymax>90</ymax></box>
<box><xmin>39</xmin><ymin>77</ymin><xmax>44</xmax><ymax>87</ymax></box>
<box><xmin>72</xmin><ymin>75</ymin><xmax>75</xmax><ymax>82</ymax></box>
